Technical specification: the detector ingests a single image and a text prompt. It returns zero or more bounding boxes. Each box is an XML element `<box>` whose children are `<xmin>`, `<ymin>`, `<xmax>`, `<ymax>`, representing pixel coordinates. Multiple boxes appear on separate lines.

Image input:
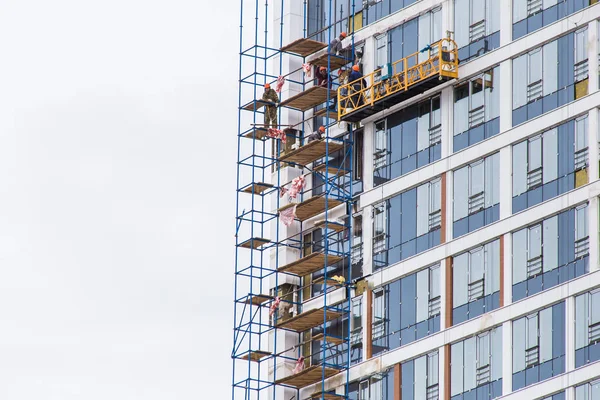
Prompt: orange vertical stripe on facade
<box><xmin>395</xmin><ymin>363</ymin><xmax>402</xmax><ymax>400</ymax></box>
<box><xmin>365</xmin><ymin>288</ymin><xmax>372</xmax><ymax>360</ymax></box>
<box><xmin>499</xmin><ymin>235</ymin><xmax>505</xmax><ymax>307</ymax></box>
<box><xmin>445</xmin><ymin>257</ymin><xmax>453</xmax><ymax>329</ymax></box>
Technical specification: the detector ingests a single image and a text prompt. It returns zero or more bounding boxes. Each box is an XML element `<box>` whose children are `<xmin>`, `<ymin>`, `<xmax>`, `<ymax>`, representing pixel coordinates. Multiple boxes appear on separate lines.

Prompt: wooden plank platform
<box><xmin>242</xmin><ymin>294</ymin><xmax>273</xmax><ymax>306</ymax></box>
<box><xmin>279</xmin><ymin>139</ymin><xmax>344</xmax><ymax>166</ymax></box>
<box><xmin>242</xmin><ymin>183</ymin><xmax>274</xmax><ymax>195</ymax></box>
<box><xmin>244</xmin><ymin>127</ymin><xmax>268</xmax><ymax>140</ymax></box>
<box><xmin>277</xmin><ymin>252</ymin><xmax>343</xmax><ymax>276</ymax></box>
<box><xmin>239</xmin><ymin>237</ymin><xmax>271</xmax><ymax>249</ymax></box>
<box><xmin>276</xmin><ymin>308</ymin><xmax>343</xmax><ymax>332</ymax></box>
<box><xmin>310</xmin><ymin>53</ymin><xmax>351</xmax><ymax>70</ymax></box>
<box><xmin>307</xmin><ymin>392</ymin><xmax>346</xmax><ymax>400</ymax></box>
<box><xmin>243</xmin><ymin>99</ymin><xmax>276</xmax><ymax>111</ymax></box>
<box><xmin>275</xmin><ymin>365</ymin><xmax>341</xmax><ymax>388</ymax></box>
<box><xmin>280</xmin><ymin>86</ymin><xmax>336</xmax><ymax>112</ymax></box>
<box><xmin>280</xmin><ymin>38</ymin><xmax>327</xmax><ymax>57</ymax></box>
<box><xmin>240</xmin><ymin>350</ymin><xmax>271</xmax><ymax>362</ymax></box>
<box><xmin>278</xmin><ymin>196</ymin><xmax>344</xmax><ymax>222</ymax></box>
<box><xmin>314</xmin><ymin>164</ymin><xmax>348</xmax><ymax>177</ymax></box>
<box><xmin>314</xmin><ymin>220</ymin><xmax>345</xmax><ymax>232</ymax></box>
<box><xmin>314</xmin><ymin>108</ymin><xmax>338</xmax><ymax>120</ymax></box>
<box><xmin>312</xmin><ymin>332</ymin><xmax>345</xmax><ymax>345</ymax></box>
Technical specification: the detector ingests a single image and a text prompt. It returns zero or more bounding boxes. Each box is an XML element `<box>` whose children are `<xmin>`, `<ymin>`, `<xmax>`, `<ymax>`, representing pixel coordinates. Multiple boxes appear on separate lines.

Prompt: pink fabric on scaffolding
<box><xmin>287</xmin><ymin>176</ymin><xmax>305</xmax><ymax>199</ymax></box>
<box><xmin>279</xmin><ymin>187</ymin><xmax>288</xmax><ymax>198</ymax></box>
<box><xmin>269</xmin><ymin>296</ymin><xmax>281</xmax><ymax>317</ymax></box>
<box><xmin>267</xmin><ymin>128</ymin><xmax>286</xmax><ymax>143</ymax></box>
<box><xmin>275</xmin><ymin>75</ymin><xmax>285</xmax><ymax>93</ymax></box>
<box><xmin>279</xmin><ymin>205</ymin><xmax>297</xmax><ymax>227</ymax></box>
<box><xmin>302</xmin><ymin>63</ymin><xmax>312</xmax><ymax>78</ymax></box>
<box><xmin>292</xmin><ymin>356</ymin><xmax>305</xmax><ymax>374</ymax></box>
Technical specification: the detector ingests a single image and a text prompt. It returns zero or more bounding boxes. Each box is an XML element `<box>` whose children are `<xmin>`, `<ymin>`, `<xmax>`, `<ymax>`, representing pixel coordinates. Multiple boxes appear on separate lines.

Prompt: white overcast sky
<box><xmin>0</xmin><ymin>1</ymin><xmax>238</xmax><ymax>398</ymax></box>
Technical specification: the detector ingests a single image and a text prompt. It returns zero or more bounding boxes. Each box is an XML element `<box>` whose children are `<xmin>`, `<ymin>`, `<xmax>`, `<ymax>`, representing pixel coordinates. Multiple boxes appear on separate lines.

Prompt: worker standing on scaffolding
<box><xmin>262</xmin><ymin>83</ymin><xmax>279</xmax><ymax>128</ymax></box>
<box><xmin>306</xmin><ymin>125</ymin><xmax>325</xmax><ymax>144</ymax></box>
<box><xmin>348</xmin><ymin>64</ymin><xmax>366</xmax><ymax>108</ymax></box>
<box><xmin>328</xmin><ymin>32</ymin><xmax>347</xmax><ymax>56</ymax></box>
<box><xmin>316</xmin><ymin>67</ymin><xmax>331</xmax><ymax>88</ymax></box>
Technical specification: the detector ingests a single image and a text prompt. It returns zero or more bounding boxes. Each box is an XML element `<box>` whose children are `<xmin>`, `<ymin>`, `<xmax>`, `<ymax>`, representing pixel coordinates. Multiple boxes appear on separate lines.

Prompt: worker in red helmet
<box><xmin>307</xmin><ymin>125</ymin><xmax>326</xmax><ymax>144</ymax></box>
<box><xmin>328</xmin><ymin>32</ymin><xmax>347</xmax><ymax>56</ymax></box>
<box><xmin>316</xmin><ymin>66</ymin><xmax>331</xmax><ymax>88</ymax></box>
<box><xmin>261</xmin><ymin>83</ymin><xmax>279</xmax><ymax>128</ymax></box>
<box><xmin>348</xmin><ymin>64</ymin><xmax>366</xmax><ymax>108</ymax></box>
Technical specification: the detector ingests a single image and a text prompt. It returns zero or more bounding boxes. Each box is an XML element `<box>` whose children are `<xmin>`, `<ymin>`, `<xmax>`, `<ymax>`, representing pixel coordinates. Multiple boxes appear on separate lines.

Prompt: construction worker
<box><xmin>348</xmin><ymin>64</ymin><xmax>366</xmax><ymax>107</ymax></box>
<box><xmin>316</xmin><ymin>66</ymin><xmax>331</xmax><ymax>88</ymax></box>
<box><xmin>262</xmin><ymin>83</ymin><xmax>279</xmax><ymax>128</ymax></box>
<box><xmin>328</xmin><ymin>32</ymin><xmax>347</xmax><ymax>56</ymax></box>
<box><xmin>307</xmin><ymin>125</ymin><xmax>325</xmax><ymax>144</ymax></box>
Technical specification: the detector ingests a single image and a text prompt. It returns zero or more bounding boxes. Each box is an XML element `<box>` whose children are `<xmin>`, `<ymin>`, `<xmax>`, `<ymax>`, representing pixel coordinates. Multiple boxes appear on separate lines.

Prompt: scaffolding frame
<box><xmin>232</xmin><ymin>1</ymin><xmax>359</xmax><ymax>399</ymax></box>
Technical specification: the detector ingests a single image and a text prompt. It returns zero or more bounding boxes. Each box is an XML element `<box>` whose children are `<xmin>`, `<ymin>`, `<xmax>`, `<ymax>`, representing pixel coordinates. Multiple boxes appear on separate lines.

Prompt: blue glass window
<box><xmin>575</xmin><ymin>290</ymin><xmax>600</xmax><ymax>368</ymax></box>
<box><xmin>402</xmin><ymin>352</ymin><xmax>439</xmax><ymax>400</ymax></box>
<box><xmin>454</xmin><ymin>0</ymin><xmax>500</xmax><ymax>63</ymax></box>
<box><xmin>512</xmin><ymin>204</ymin><xmax>589</xmax><ymax>301</ymax></box>
<box><xmin>513</xmin><ymin>0</ymin><xmax>590</xmax><ymax>40</ymax></box>
<box><xmin>512</xmin><ymin>302</ymin><xmax>565</xmax><ymax>391</ymax></box>
<box><xmin>453</xmin><ymin>240</ymin><xmax>501</xmax><ymax>325</ymax></box>
<box><xmin>372</xmin><ymin>264</ymin><xmax>441</xmax><ymax>356</ymax></box>
<box><xmin>454</xmin><ymin>67</ymin><xmax>501</xmax><ymax>151</ymax></box>
<box><xmin>373</xmin><ymin>96</ymin><xmax>441</xmax><ymax>186</ymax></box>
<box><xmin>373</xmin><ymin>179</ymin><xmax>441</xmax><ymax>270</ymax></box>
<box><xmin>512</xmin><ymin>31</ymin><xmax>588</xmax><ymax>126</ymax></box>
<box><xmin>512</xmin><ymin>116</ymin><xmax>588</xmax><ymax>213</ymax></box>
<box><xmin>453</xmin><ymin>153</ymin><xmax>500</xmax><ymax>238</ymax></box>
<box><xmin>451</xmin><ymin>327</ymin><xmax>503</xmax><ymax>400</ymax></box>
<box><xmin>575</xmin><ymin>378</ymin><xmax>600</xmax><ymax>400</ymax></box>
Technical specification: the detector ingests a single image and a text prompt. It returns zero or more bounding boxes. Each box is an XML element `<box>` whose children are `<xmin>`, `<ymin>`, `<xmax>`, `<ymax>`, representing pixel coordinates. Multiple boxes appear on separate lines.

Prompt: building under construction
<box><xmin>232</xmin><ymin>1</ymin><xmax>600</xmax><ymax>399</ymax></box>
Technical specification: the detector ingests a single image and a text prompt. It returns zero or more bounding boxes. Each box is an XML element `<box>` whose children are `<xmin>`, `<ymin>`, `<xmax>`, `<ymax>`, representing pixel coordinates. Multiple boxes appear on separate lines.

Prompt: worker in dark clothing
<box><xmin>316</xmin><ymin>67</ymin><xmax>331</xmax><ymax>88</ymax></box>
<box><xmin>348</xmin><ymin>65</ymin><xmax>366</xmax><ymax>107</ymax></box>
<box><xmin>307</xmin><ymin>126</ymin><xmax>325</xmax><ymax>144</ymax></box>
<box><xmin>328</xmin><ymin>32</ymin><xmax>347</xmax><ymax>55</ymax></box>
<box><xmin>262</xmin><ymin>83</ymin><xmax>279</xmax><ymax>128</ymax></box>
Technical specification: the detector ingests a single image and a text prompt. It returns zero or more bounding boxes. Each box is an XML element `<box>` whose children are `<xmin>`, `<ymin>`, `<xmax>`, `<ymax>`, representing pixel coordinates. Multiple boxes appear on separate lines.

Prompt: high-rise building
<box><xmin>232</xmin><ymin>1</ymin><xmax>600</xmax><ymax>400</ymax></box>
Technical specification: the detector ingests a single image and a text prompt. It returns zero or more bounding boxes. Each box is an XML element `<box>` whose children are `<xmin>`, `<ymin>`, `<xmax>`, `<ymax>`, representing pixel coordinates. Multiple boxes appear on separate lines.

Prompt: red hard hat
<box><xmin>319</xmin><ymin>66</ymin><xmax>327</xmax><ymax>72</ymax></box>
<box><xmin>352</xmin><ymin>65</ymin><xmax>359</xmax><ymax>71</ymax></box>
<box><xmin>318</xmin><ymin>126</ymin><xmax>325</xmax><ymax>133</ymax></box>
<box><xmin>264</xmin><ymin>83</ymin><xmax>270</xmax><ymax>89</ymax></box>
<box><xmin>340</xmin><ymin>32</ymin><xmax>347</xmax><ymax>38</ymax></box>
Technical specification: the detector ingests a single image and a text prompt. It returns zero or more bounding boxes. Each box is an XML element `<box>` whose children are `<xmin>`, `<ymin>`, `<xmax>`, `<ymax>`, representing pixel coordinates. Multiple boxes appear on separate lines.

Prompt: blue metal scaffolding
<box><xmin>232</xmin><ymin>1</ymin><xmax>358</xmax><ymax>399</ymax></box>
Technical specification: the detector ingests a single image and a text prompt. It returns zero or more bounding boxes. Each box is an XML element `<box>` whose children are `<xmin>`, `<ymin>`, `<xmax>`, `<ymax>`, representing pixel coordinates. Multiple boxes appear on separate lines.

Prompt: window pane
<box><xmin>529</xmin><ymin>48</ymin><xmax>542</xmax><ymax>85</ymax></box>
<box><xmin>543</xmin><ymin>128</ymin><xmax>558</xmax><ymax>184</ymax></box>
<box><xmin>513</xmin><ymin>141</ymin><xmax>527</xmax><ymax>196</ymax></box>
<box><xmin>416</xmin><ymin>268</ymin><xmax>429</xmax><ymax>322</ymax></box>
<box><xmin>472</xmin><ymin>0</ymin><xmax>484</xmax><ymax>23</ymax></box>
<box><xmin>451</xmin><ymin>342</ymin><xmax>464</xmax><ymax>396</ymax></box>
<box><xmin>543</xmin><ymin>0</ymin><xmax>558</xmax><ymax>8</ymax></box>
<box><xmin>454</xmin><ymin>253</ymin><xmax>469</xmax><ymax>307</ymax></box>
<box><xmin>484</xmin><ymin>153</ymin><xmax>499</xmax><ymax>207</ymax></box>
<box><xmin>464</xmin><ymin>337</ymin><xmax>476</xmax><ymax>391</ymax></box>
<box><xmin>486</xmin><ymin>240</ymin><xmax>500</xmax><ymax>294</ymax></box>
<box><xmin>428</xmin><ymin>352</ymin><xmax>439</xmax><ymax>385</ymax></box>
<box><xmin>477</xmin><ymin>332</ymin><xmax>490</xmax><ymax>368</ymax></box>
<box><xmin>540</xmin><ymin>307</ymin><xmax>553</xmax><ymax>363</ymax></box>
<box><xmin>471</xmin><ymin>77</ymin><xmax>484</xmax><ymax>112</ymax></box>
<box><xmin>454</xmin><ymin>166</ymin><xmax>469</xmax><ymax>220</ymax></box>
<box><xmin>529</xmin><ymin>136</ymin><xmax>542</xmax><ymax>171</ymax></box>
<box><xmin>513</xmin><ymin>0</ymin><xmax>527</xmax><ymax>23</ymax></box>
<box><xmin>513</xmin><ymin>228</ymin><xmax>527</xmax><ymax>283</ymax></box>
<box><xmin>491</xmin><ymin>327</ymin><xmax>502</xmax><ymax>381</ymax></box>
<box><xmin>526</xmin><ymin>314</ymin><xmax>538</xmax><ymax>349</ymax></box>
<box><xmin>529</xmin><ymin>224</ymin><xmax>542</xmax><ymax>260</ymax></box>
<box><xmin>471</xmin><ymin>160</ymin><xmax>484</xmax><ymax>196</ymax></box>
<box><xmin>576</xmin><ymin>205</ymin><xmax>588</xmax><ymax>241</ymax></box>
<box><xmin>417</xmin><ymin>103</ymin><xmax>430</xmax><ymax>152</ymax></box>
<box><xmin>575</xmin><ymin>293</ymin><xmax>588</xmax><ymax>349</ymax></box>
<box><xmin>591</xmin><ymin>291</ymin><xmax>600</xmax><ymax>325</ymax></box>
<box><xmin>455</xmin><ymin>0</ymin><xmax>470</xmax><ymax>46</ymax></box>
<box><xmin>415</xmin><ymin>355</ymin><xmax>426</xmax><ymax>400</ymax></box>
<box><xmin>484</xmin><ymin>67</ymin><xmax>500</xmax><ymax>121</ymax></box>
<box><xmin>576</xmin><ymin>116</ymin><xmax>588</xmax><ymax>152</ymax></box>
<box><xmin>454</xmin><ymin>84</ymin><xmax>470</xmax><ymax>135</ymax></box>
<box><xmin>543</xmin><ymin>40</ymin><xmax>558</xmax><ymax>96</ymax></box>
<box><xmin>432</xmin><ymin>8</ymin><xmax>442</xmax><ymax>42</ymax></box>
<box><xmin>417</xmin><ymin>183</ymin><xmax>429</xmax><ymax>236</ymax></box>
<box><xmin>513</xmin><ymin>55</ymin><xmax>528</xmax><ymax>109</ymax></box>
<box><xmin>470</xmin><ymin>247</ymin><xmax>484</xmax><ymax>283</ymax></box>
<box><xmin>575</xmin><ymin>28</ymin><xmax>588</xmax><ymax>64</ymax></box>
<box><xmin>418</xmin><ymin>12</ymin><xmax>431</xmax><ymax>64</ymax></box>
<box><xmin>430</xmin><ymin>265</ymin><xmax>440</xmax><ymax>299</ymax></box>
<box><xmin>431</xmin><ymin>178</ymin><xmax>441</xmax><ymax>213</ymax></box>
<box><xmin>513</xmin><ymin>317</ymin><xmax>526</xmax><ymax>371</ymax></box>
<box><xmin>543</xmin><ymin>216</ymin><xmax>558</xmax><ymax>271</ymax></box>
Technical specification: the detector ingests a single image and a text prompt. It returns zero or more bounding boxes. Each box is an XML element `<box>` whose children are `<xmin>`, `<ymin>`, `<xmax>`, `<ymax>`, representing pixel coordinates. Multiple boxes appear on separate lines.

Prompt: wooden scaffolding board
<box><xmin>312</xmin><ymin>332</ymin><xmax>344</xmax><ymax>345</ymax></box>
<box><xmin>275</xmin><ymin>365</ymin><xmax>341</xmax><ymax>388</ymax></box>
<box><xmin>244</xmin><ymin>127</ymin><xmax>268</xmax><ymax>140</ymax></box>
<box><xmin>242</xmin><ymin>294</ymin><xmax>273</xmax><ymax>306</ymax></box>
<box><xmin>279</xmin><ymin>139</ymin><xmax>344</xmax><ymax>166</ymax></box>
<box><xmin>279</xmin><ymin>196</ymin><xmax>344</xmax><ymax>222</ymax></box>
<box><xmin>275</xmin><ymin>307</ymin><xmax>343</xmax><ymax>332</ymax></box>
<box><xmin>240</xmin><ymin>350</ymin><xmax>272</xmax><ymax>362</ymax></box>
<box><xmin>280</xmin><ymin>86</ymin><xmax>336</xmax><ymax>112</ymax></box>
<box><xmin>307</xmin><ymin>392</ymin><xmax>346</xmax><ymax>400</ymax></box>
<box><xmin>242</xmin><ymin>182</ymin><xmax>274</xmax><ymax>194</ymax></box>
<box><xmin>280</xmin><ymin>38</ymin><xmax>327</xmax><ymax>57</ymax></box>
<box><xmin>313</xmin><ymin>220</ymin><xmax>346</xmax><ymax>232</ymax></box>
<box><xmin>243</xmin><ymin>99</ymin><xmax>276</xmax><ymax>111</ymax></box>
<box><xmin>311</xmin><ymin>53</ymin><xmax>351</xmax><ymax>70</ymax></box>
<box><xmin>277</xmin><ymin>252</ymin><xmax>343</xmax><ymax>276</ymax></box>
<box><xmin>239</xmin><ymin>237</ymin><xmax>271</xmax><ymax>249</ymax></box>
<box><xmin>314</xmin><ymin>108</ymin><xmax>338</xmax><ymax>120</ymax></box>
<box><xmin>314</xmin><ymin>163</ymin><xmax>348</xmax><ymax>178</ymax></box>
